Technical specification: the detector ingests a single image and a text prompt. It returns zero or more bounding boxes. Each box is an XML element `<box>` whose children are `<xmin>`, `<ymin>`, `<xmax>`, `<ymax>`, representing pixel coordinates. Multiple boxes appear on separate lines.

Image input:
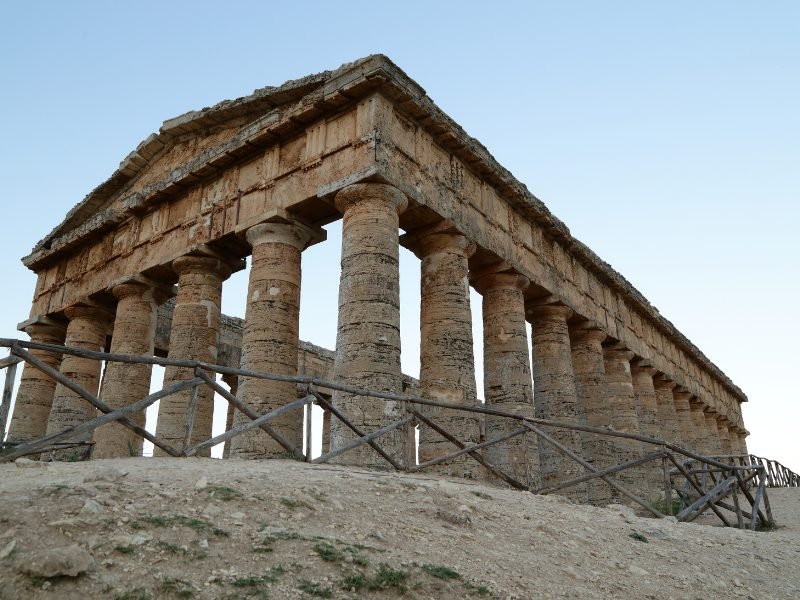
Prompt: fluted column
<box><xmin>688</xmin><ymin>397</ymin><xmax>709</xmax><ymax>454</ymax></box>
<box><xmin>330</xmin><ymin>183</ymin><xmax>407</xmax><ymax>466</ymax></box>
<box><xmin>94</xmin><ymin>282</ymin><xmax>167</xmax><ymax>458</ymax></box>
<box><xmin>630</xmin><ymin>361</ymin><xmax>662</xmax><ymax>494</ymax></box>
<box><xmin>603</xmin><ymin>343</ymin><xmax>645</xmax><ymax>496</ymax></box>
<box><xmin>231</xmin><ymin>220</ymin><xmax>323</xmax><ymax>458</ymax></box>
<box><xmin>736</xmin><ymin>429</ymin><xmax>749</xmax><ymax>456</ymax></box>
<box><xmin>569</xmin><ymin>325</ymin><xmax>613</xmax><ymax>505</ymax></box>
<box><xmin>529</xmin><ymin>303</ymin><xmax>583</xmax><ymax>497</ymax></box>
<box><xmin>7</xmin><ymin>319</ymin><xmax>67</xmax><ymax>443</ymax></box>
<box><xmin>653</xmin><ymin>376</ymin><xmax>682</xmax><ymax>447</ymax></box>
<box><xmin>473</xmin><ymin>271</ymin><xmax>537</xmax><ymax>487</ymax></box>
<box><xmin>407</xmin><ymin>228</ymin><xmax>479</xmax><ymax>477</ymax></box>
<box><xmin>155</xmin><ymin>255</ymin><xmax>232</xmax><ymax>455</ymax></box>
<box><xmin>703</xmin><ymin>407</ymin><xmax>722</xmax><ymax>456</ymax></box>
<box><xmin>45</xmin><ymin>304</ymin><xmax>113</xmax><ymax>448</ymax></box>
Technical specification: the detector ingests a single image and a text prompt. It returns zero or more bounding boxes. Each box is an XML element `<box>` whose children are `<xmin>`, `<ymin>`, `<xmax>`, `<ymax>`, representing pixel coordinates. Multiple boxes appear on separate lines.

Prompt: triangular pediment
<box><xmin>28</xmin><ymin>55</ymin><xmax>396</xmax><ymax>259</ymax></box>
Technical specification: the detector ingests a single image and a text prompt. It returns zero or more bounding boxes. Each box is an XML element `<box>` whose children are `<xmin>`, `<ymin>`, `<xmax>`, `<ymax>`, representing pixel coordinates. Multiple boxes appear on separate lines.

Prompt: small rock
<box><xmin>195</xmin><ymin>477</ymin><xmax>208</xmax><ymax>490</ymax></box>
<box><xmin>0</xmin><ymin>540</ymin><xmax>16</xmax><ymax>560</ymax></box>
<box><xmin>113</xmin><ymin>533</ymin><xmax>152</xmax><ymax>547</ymax></box>
<box><xmin>369</xmin><ymin>531</ymin><xmax>386</xmax><ymax>541</ymax></box>
<box><xmin>199</xmin><ymin>539</ymin><xmax>209</xmax><ymax>550</ymax></box>
<box><xmin>230</xmin><ymin>512</ymin><xmax>246</xmax><ymax>521</ymax></box>
<box><xmin>19</xmin><ymin>544</ymin><xmax>94</xmax><ymax>578</ymax></box>
<box><xmin>101</xmin><ymin>559</ymin><xmax>114</xmax><ymax>567</ymax></box>
<box><xmin>14</xmin><ymin>458</ymin><xmax>45</xmax><ymax>469</ymax></box>
<box><xmin>79</xmin><ymin>499</ymin><xmax>104</xmax><ymax>516</ymax></box>
<box><xmin>628</xmin><ymin>565</ymin><xmax>649</xmax><ymax>577</ymax></box>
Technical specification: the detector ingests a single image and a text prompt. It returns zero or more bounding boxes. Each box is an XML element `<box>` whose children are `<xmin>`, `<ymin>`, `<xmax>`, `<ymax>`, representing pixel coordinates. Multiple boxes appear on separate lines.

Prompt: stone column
<box><xmin>703</xmin><ymin>407</ymin><xmax>722</xmax><ymax>456</ymax></box>
<box><xmin>688</xmin><ymin>397</ymin><xmax>709</xmax><ymax>454</ymax></box>
<box><xmin>630</xmin><ymin>361</ymin><xmax>662</xmax><ymax>494</ymax></box>
<box><xmin>7</xmin><ymin>319</ymin><xmax>67</xmax><ymax>443</ymax></box>
<box><xmin>94</xmin><ymin>282</ymin><xmax>167</xmax><ymax>458</ymax></box>
<box><xmin>45</xmin><ymin>304</ymin><xmax>113</xmax><ymax>448</ymax></box>
<box><xmin>716</xmin><ymin>417</ymin><xmax>733</xmax><ymax>455</ymax></box>
<box><xmin>653</xmin><ymin>376</ymin><xmax>682</xmax><ymax>447</ymax></box>
<box><xmin>603</xmin><ymin>343</ymin><xmax>645</xmax><ymax>496</ymax></box>
<box><xmin>672</xmin><ymin>388</ymin><xmax>695</xmax><ymax>450</ymax></box>
<box><xmin>736</xmin><ymin>429</ymin><xmax>749</xmax><ymax>456</ymax></box>
<box><xmin>473</xmin><ymin>272</ymin><xmax>538</xmax><ymax>488</ymax></box>
<box><xmin>321</xmin><ymin>406</ymin><xmax>332</xmax><ymax>455</ymax></box>
<box><xmin>231</xmin><ymin>220</ymin><xmax>323</xmax><ymax>459</ymax></box>
<box><xmin>221</xmin><ymin>374</ymin><xmax>238</xmax><ymax>459</ymax></box>
<box><xmin>330</xmin><ymin>183</ymin><xmax>407</xmax><ymax>467</ymax></box>
<box><xmin>155</xmin><ymin>255</ymin><xmax>232</xmax><ymax>455</ymax></box>
<box><xmin>529</xmin><ymin>303</ymin><xmax>583</xmax><ymax>496</ymax></box>
<box><xmin>407</xmin><ymin>228</ymin><xmax>479</xmax><ymax>478</ymax></box>
<box><xmin>569</xmin><ymin>325</ymin><xmax>613</xmax><ymax>505</ymax></box>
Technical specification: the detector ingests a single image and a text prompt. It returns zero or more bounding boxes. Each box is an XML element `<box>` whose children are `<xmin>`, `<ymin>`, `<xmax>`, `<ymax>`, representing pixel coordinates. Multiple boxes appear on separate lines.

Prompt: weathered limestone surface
<box><xmin>630</xmin><ymin>362</ymin><xmax>662</xmax><ymax>493</ymax></box>
<box><xmin>330</xmin><ymin>183</ymin><xmax>407</xmax><ymax>467</ymax></box>
<box><xmin>529</xmin><ymin>303</ymin><xmax>583</xmax><ymax>496</ymax></box>
<box><xmin>231</xmin><ymin>220</ymin><xmax>323</xmax><ymax>458</ymax></box>
<box><xmin>672</xmin><ymin>388</ymin><xmax>695</xmax><ymax>451</ymax></box>
<box><xmin>704</xmin><ymin>409</ymin><xmax>722</xmax><ymax>455</ymax></box>
<box><xmin>13</xmin><ymin>56</ymin><xmax>753</xmax><ymax>477</ymax></box>
<box><xmin>155</xmin><ymin>256</ymin><xmax>231</xmax><ymax>456</ymax></box>
<box><xmin>602</xmin><ymin>344</ymin><xmax>646</xmax><ymax>496</ymax></box>
<box><xmin>688</xmin><ymin>397</ymin><xmax>710</xmax><ymax>455</ymax></box>
<box><xmin>474</xmin><ymin>272</ymin><xmax>538</xmax><ymax>488</ymax></box>
<box><xmin>93</xmin><ymin>282</ymin><xmax>165</xmax><ymax>458</ymax></box>
<box><xmin>45</xmin><ymin>305</ymin><xmax>113</xmax><ymax>443</ymax></box>
<box><xmin>716</xmin><ymin>418</ymin><xmax>733</xmax><ymax>455</ymax></box>
<box><xmin>408</xmin><ymin>228</ymin><xmax>479</xmax><ymax>477</ymax></box>
<box><xmin>7</xmin><ymin>320</ymin><xmax>66</xmax><ymax>442</ymax></box>
<box><xmin>569</xmin><ymin>325</ymin><xmax>614</xmax><ymax>505</ymax></box>
<box><xmin>653</xmin><ymin>377</ymin><xmax>682</xmax><ymax>448</ymax></box>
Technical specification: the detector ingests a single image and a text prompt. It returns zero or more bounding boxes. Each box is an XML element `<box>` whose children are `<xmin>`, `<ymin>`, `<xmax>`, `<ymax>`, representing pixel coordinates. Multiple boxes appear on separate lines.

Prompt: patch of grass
<box><xmin>629</xmin><ymin>532</ymin><xmax>649</xmax><ymax>543</ymax></box>
<box><xmin>207</xmin><ymin>485</ymin><xmax>241</xmax><ymax>502</ymax></box>
<box><xmin>471</xmin><ymin>491</ymin><xmax>492</xmax><ymax>500</ymax></box>
<box><xmin>26</xmin><ymin>575</ymin><xmax>48</xmax><ymax>587</ymax></box>
<box><xmin>423</xmin><ymin>564</ymin><xmax>461</xmax><ymax>580</ymax></box>
<box><xmin>652</xmin><ymin>497</ymin><xmax>681</xmax><ymax>515</ymax></box>
<box><xmin>297</xmin><ymin>579</ymin><xmax>333</xmax><ymax>598</ymax></box>
<box><xmin>232</xmin><ymin>576</ymin><xmax>263</xmax><ymax>588</ymax></box>
<box><xmin>263</xmin><ymin>565</ymin><xmax>286</xmax><ymax>583</ymax></box>
<box><xmin>340</xmin><ymin>571</ymin><xmax>368</xmax><ymax>591</ymax></box>
<box><xmin>756</xmin><ymin>519</ymin><xmax>778</xmax><ymax>532</ymax></box>
<box><xmin>133</xmin><ymin>514</ymin><xmax>229</xmax><ymax>537</ymax></box>
<box><xmin>302</xmin><ymin>487</ymin><xmax>327</xmax><ymax>503</ymax></box>
<box><xmin>115</xmin><ymin>545</ymin><xmax>136</xmax><ymax>555</ymax></box>
<box><xmin>114</xmin><ymin>589</ymin><xmax>153</xmax><ymax>600</ymax></box>
<box><xmin>157</xmin><ymin>540</ymin><xmax>186</xmax><ymax>555</ymax></box>
<box><xmin>368</xmin><ymin>564</ymin><xmax>409</xmax><ymax>592</ymax></box>
<box><xmin>280</xmin><ymin>497</ymin><xmax>313</xmax><ymax>511</ymax></box>
<box><xmin>313</xmin><ymin>541</ymin><xmax>344</xmax><ymax>562</ymax></box>
<box><xmin>160</xmin><ymin>577</ymin><xmax>193</xmax><ymax>598</ymax></box>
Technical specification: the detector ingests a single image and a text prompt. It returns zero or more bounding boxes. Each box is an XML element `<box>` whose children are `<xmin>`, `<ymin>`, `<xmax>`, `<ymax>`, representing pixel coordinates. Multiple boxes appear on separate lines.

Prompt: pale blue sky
<box><xmin>1</xmin><ymin>2</ymin><xmax>798</xmax><ymax>467</ymax></box>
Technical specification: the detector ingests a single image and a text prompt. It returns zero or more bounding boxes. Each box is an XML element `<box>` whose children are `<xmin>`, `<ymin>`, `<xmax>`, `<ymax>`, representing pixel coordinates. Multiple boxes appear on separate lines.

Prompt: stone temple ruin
<box><xmin>4</xmin><ymin>55</ymin><xmax>757</xmax><ymax>506</ymax></box>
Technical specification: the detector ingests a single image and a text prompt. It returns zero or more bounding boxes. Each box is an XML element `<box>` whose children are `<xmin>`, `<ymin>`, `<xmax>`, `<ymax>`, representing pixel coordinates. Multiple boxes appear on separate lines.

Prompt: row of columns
<box><xmin>8</xmin><ymin>182</ymin><xmax>749</xmax><ymax>503</ymax></box>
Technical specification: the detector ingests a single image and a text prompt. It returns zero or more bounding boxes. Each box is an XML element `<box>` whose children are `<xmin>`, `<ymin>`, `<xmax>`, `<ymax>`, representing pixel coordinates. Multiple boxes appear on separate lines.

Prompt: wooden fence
<box><xmin>1</xmin><ymin>338</ymin><xmax>796</xmax><ymax>531</ymax></box>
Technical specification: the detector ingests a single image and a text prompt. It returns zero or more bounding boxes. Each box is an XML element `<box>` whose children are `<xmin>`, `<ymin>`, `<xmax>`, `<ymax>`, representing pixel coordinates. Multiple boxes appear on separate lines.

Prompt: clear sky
<box><xmin>1</xmin><ymin>2</ymin><xmax>798</xmax><ymax>469</ymax></box>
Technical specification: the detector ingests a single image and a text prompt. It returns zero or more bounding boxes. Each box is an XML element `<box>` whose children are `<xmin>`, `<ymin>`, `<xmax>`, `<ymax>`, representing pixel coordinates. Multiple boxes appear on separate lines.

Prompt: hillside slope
<box><xmin>0</xmin><ymin>458</ymin><xmax>797</xmax><ymax>599</ymax></box>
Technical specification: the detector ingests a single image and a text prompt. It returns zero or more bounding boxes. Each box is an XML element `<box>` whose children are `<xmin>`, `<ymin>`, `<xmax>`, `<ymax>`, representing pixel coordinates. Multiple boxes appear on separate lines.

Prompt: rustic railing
<box><xmin>1</xmin><ymin>339</ymin><xmax>795</xmax><ymax>531</ymax></box>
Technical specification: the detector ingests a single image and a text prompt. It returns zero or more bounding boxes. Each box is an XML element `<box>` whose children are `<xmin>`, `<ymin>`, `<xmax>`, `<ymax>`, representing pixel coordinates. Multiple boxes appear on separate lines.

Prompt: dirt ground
<box><xmin>0</xmin><ymin>457</ymin><xmax>797</xmax><ymax>599</ymax></box>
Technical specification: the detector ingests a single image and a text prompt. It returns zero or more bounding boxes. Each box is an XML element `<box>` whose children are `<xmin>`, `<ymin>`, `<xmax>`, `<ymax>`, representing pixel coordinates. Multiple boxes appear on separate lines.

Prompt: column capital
<box><xmin>401</xmin><ymin>227</ymin><xmax>476</xmax><ymax>260</ymax></box>
<box><xmin>63</xmin><ymin>303</ymin><xmax>115</xmax><ymax>324</ymax></box>
<box><xmin>603</xmin><ymin>342</ymin><xmax>634</xmax><ymax>363</ymax></box>
<box><xmin>631</xmin><ymin>358</ymin><xmax>657</xmax><ymax>377</ymax></box>
<box><xmin>172</xmin><ymin>254</ymin><xmax>233</xmax><ymax>281</ymax></box>
<box><xmin>110</xmin><ymin>276</ymin><xmax>176</xmax><ymax>305</ymax></box>
<box><xmin>246</xmin><ymin>219</ymin><xmax>326</xmax><ymax>252</ymax></box>
<box><xmin>334</xmin><ymin>183</ymin><xmax>408</xmax><ymax>216</ymax></box>
<box><xmin>527</xmin><ymin>302</ymin><xmax>573</xmax><ymax>321</ymax></box>
<box><xmin>653</xmin><ymin>374</ymin><xmax>678</xmax><ymax>391</ymax></box>
<box><xmin>471</xmin><ymin>270</ymin><xmax>529</xmax><ymax>294</ymax></box>
<box><xmin>569</xmin><ymin>323</ymin><xmax>607</xmax><ymax>344</ymax></box>
<box><xmin>17</xmin><ymin>316</ymin><xmax>67</xmax><ymax>341</ymax></box>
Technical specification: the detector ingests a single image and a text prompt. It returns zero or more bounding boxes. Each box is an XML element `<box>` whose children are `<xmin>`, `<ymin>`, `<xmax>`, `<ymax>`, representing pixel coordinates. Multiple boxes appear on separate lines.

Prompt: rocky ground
<box><xmin>0</xmin><ymin>457</ymin><xmax>797</xmax><ymax>599</ymax></box>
